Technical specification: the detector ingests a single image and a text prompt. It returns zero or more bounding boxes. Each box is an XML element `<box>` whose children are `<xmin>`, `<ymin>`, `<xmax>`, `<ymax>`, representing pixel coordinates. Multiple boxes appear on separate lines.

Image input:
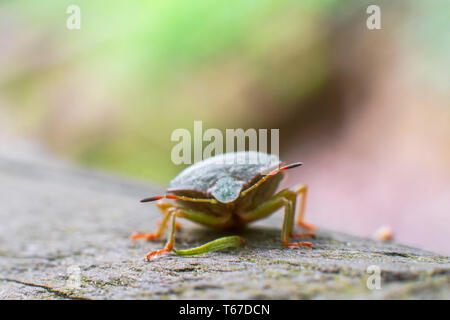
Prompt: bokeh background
<box><xmin>1</xmin><ymin>0</ymin><xmax>449</xmax><ymax>253</ymax></box>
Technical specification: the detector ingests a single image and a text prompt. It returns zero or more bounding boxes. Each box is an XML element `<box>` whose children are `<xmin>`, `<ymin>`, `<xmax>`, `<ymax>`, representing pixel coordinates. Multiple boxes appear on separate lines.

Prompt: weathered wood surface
<box><xmin>0</xmin><ymin>145</ymin><xmax>449</xmax><ymax>299</ymax></box>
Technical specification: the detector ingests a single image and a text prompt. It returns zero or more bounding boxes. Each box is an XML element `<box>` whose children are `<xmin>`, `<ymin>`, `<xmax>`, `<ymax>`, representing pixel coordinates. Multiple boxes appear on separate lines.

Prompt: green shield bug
<box><xmin>132</xmin><ymin>151</ymin><xmax>316</xmax><ymax>260</ymax></box>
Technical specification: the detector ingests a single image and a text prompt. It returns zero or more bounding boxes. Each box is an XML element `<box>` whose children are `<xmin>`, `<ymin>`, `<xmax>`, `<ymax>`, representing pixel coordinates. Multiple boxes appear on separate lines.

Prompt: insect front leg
<box><xmin>144</xmin><ymin>207</ymin><xmax>241</xmax><ymax>259</ymax></box>
<box><xmin>130</xmin><ymin>201</ymin><xmax>177</xmax><ymax>241</ymax></box>
<box><xmin>156</xmin><ymin>201</ymin><xmax>182</xmax><ymax>230</ymax></box>
<box><xmin>144</xmin><ymin>210</ymin><xmax>178</xmax><ymax>260</ymax></box>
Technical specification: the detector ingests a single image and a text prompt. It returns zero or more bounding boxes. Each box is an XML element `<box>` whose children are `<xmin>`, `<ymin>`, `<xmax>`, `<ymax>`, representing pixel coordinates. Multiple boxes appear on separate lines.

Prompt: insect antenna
<box><xmin>140</xmin><ymin>194</ymin><xmax>218</xmax><ymax>204</ymax></box>
<box><xmin>279</xmin><ymin>162</ymin><xmax>303</xmax><ymax>171</ymax></box>
<box><xmin>140</xmin><ymin>195</ymin><xmax>165</xmax><ymax>202</ymax></box>
<box><xmin>240</xmin><ymin>162</ymin><xmax>303</xmax><ymax>197</ymax></box>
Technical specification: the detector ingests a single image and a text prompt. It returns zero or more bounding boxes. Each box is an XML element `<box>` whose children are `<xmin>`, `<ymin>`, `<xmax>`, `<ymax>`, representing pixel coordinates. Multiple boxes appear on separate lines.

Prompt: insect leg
<box><xmin>143</xmin><ymin>207</ymin><xmax>240</xmax><ymax>259</ymax></box>
<box><xmin>155</xmin><ymin>201</ymin><xmax>182</xmax><ymax>230</ymax></box>
<box><xmin>280</xmin><ymin>191</ymin><xmax>313</xmax><ymax>248</ymax></box>
<box><xmin>144</xmin><ymin>211</ymin><xmax>177</xmax><ymax>261</ymax></box>
<box><xmin>237</xmin><ymin>192</ymin><xmax>286</xmax><ymax>223</ymax></box>
<box><xmin>293</xmin><ymin>185</ymin><xmax>316</xmax><ymax>232</ymax></box>
<box><xmin>130</xmin><ymin>201</ymin><xmax>175</xmax><ymax>241</ymax></box>
<box><xmin>170</xmin><ymin>207</ymin><xmax>241</xmax><ymax>256</ymax></box>
<box><xmin>237</xmin><ymin>189</ymin><xmax>313</xmax><ymax>248</ymax></box>
<box><xmin>175</xmin><ymin>207</ymin><xmax>232</xmax><ymax>228</ymax></box>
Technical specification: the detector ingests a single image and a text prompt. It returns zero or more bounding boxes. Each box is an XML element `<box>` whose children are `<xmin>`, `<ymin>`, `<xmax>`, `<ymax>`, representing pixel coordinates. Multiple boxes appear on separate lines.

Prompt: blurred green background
<box><xmin>1</xmin><ymin>0</ymin><xmax>450</xmax><ymax>253</ymax></box>
<box><xmin>2</xmin><ymin>0</ymin><xmax>342</xmax><ymax>182</ymax></box>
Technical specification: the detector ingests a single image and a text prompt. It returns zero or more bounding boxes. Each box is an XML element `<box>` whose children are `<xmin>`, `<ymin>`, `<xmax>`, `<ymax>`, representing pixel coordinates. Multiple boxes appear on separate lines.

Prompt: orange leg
<box><xmin>131</xmin><ymin>212</ymin><xmax>170</xmax><ymax>240</ymax></box>
<box><xmin>157</xmin><ymin>219</ymin><xmax>182</xmax><ymax>230</ymax></box>
<box><xmin>238</xmin><ymin>188</ymin><xmax>314</xmax><ymax>249</ymax></box>
<box><xmin>288</xmin><ymin>231</ymin><xmax>315</xmax><ymax>248</ymax></box>
<box><xmin>291</xmin><ymin>232</ymin><xmax>316</xmax><ymax>239</ymax></box>
<box><xmin>131</xmin><ymin>201</ymin><xmax>176</xmax><ymax>241</ymax></box>
<box><xmin>284</xmin><ymin>242</ymin><xmax>313</xmax><ymax>248</ymax></box>
<box><xmin>294</xmin><ymin>185</ymin><xmax>317</xmax><ymax>232</ymax></box>
<box><xmin>280</xmin><ymin>189</ymin><xmax>313</xmax><ymax>249</ymax></box>
<box><xmin>145</xmin><ymin>212</ymin><xmax>177</xmax><ymax>261</ymax></box>
<box><xmin>156</xmin><ymin>202</ymin><xmax>182</xmax><ymax>229</ymax></box>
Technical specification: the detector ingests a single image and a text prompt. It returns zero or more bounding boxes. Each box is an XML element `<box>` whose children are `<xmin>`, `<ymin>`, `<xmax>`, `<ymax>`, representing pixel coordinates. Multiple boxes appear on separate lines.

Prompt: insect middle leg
<box><xmin>293</xmin><ymin>184</ymin><xmax>316</xmax><ymax>232</ymax></box>
<box><xmin>238</xmin><ymin>188</ymin><xmax>313</xmax><ymax>248</ymax></box>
